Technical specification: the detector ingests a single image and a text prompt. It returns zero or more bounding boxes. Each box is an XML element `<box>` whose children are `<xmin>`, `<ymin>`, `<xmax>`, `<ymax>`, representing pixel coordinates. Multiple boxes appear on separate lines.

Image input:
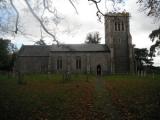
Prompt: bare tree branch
<box><xmin>24</xmin><ymin>0</ymin><xmax>59</xmax><ymax>44</ymax></box>
<box><xmin>68</xmin><ymin>0</ymin><xmax>78</xmax><ymax>14</ymax></box>
<box><xmin>88</xmin><ymin>0</ymin><xmax>104</xmax><ymax>21</ymax></box>
<box><xmin>137</xmin><ymin>0</ymin><xmax>160</xmax><ymax>19</ymax></box>
<box><xmin>88</xmin><ymin>0</ymin><xmax>125</xmax><ymax>21</ymax></box>
<box><xmin>42</xmin><ymin>0</ymin><xmax>56</xmax><ymax>14</ymax></box>
<box><xmin>1</xmin><ymin>0</ymin><xmax>125</xmax><ymax>44</ymax></box>
<box><xmin>42</xmin><ymin>1</ymin><xmax>63</xmax><ymax>26</ymax></box>
<box><xmin>10</xmin><ymin>0</ymin><xmax>19</xmax><ymax>34</ymax></box>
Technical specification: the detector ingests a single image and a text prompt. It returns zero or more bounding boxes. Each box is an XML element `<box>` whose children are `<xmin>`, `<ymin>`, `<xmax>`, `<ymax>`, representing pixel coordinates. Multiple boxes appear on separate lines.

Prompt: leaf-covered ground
<box><xmin>0</xmin><ymin>74</ymin><xmax>160</xmax><ymax>120</ymax></box>
<box><xmin>104</xmin><ymin>75</ymin><xmax>160</xmax><ymax>120</ymax></box>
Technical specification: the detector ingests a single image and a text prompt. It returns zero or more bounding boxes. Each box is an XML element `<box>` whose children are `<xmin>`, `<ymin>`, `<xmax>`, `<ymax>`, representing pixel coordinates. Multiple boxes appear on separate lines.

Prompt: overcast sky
<box><xmin>10</xmin><ymin>0</ymin><xmax>157</xmax><ymax>46</ymax></box>
<box><xmin>2</xmin><ymin>0</ymin><xmax>160</xmax><ymax>66</ymax></box>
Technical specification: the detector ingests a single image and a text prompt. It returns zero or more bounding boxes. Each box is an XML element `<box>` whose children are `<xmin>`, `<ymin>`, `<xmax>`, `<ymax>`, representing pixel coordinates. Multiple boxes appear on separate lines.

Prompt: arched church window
<box><xmin>76</xmin><ymin>56</ymin><xmax>81</xmax><ymax>70</ymax></box>
<box><xmin>122</xmin><ymin>22</ymin><xmax>124</xmax><ymax>31</ymax></box>
<box><xmin>57</xmin><ymin>56</ymin><xmax>62</xmax><ymax>70</ymax></box>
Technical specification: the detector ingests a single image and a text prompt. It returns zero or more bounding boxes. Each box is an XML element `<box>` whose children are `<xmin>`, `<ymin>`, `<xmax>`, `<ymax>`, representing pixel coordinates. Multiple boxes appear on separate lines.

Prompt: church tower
<box><xmin>105</xmin><ymin>12</ymin><xmax>134</xmax><ymax>73</ymax></box>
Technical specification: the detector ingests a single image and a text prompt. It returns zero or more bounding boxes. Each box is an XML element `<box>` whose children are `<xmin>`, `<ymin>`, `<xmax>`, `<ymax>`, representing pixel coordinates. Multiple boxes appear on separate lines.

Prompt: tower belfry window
<box><xmin>115</xmin><ymin>22</ymin><xmax>117</xmax><ymax>31</ymax></box>
<box><xmin>118</xmin><ymin>22</ymin><xmax>121</xmax><ymax>31</ymax></box>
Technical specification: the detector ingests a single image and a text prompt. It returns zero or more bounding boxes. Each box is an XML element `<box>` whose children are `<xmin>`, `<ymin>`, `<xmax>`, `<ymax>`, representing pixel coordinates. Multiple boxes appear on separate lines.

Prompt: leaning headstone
<box><xmin>63</xmin><ymin>71</ymin><xmax>71</xmax><ymax>81</ymax></box>
<box><xmin>62</xmin><ymin>72</ymin><xmax>67</xmax><ymax>82</ymax></box>
<box><xmin>144</xmin><ymin>71</ymin><xmax>146</xmax><ymax>77</ymax></box>
<box><xmin>17</xmin><ymin>72</ymin><xmax>25</xmax><ymax>85</ymax></box>
<box><xmin>152</xmin><ymin>72</ymin><xmax>155</xmax><ymax>80</ymax></box>
<box><xmin>141</xmin><ymin>71</ymin><xmax>143</xmax><ymax>77</ymax></box>
<box><xmin>67</xmin><ymin>71</ymin><xmax>71</xmax><ymax>80</ymax></box>
<box><xmin>86</xmin><ymin>72</ymin><xmax>90</xmax><ymax>82</ymax></box>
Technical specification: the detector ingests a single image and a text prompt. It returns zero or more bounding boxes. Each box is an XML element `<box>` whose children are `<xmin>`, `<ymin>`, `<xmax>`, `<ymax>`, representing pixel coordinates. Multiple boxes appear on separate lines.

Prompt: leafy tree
<box><xmin>0</xmin><ymin>38</ymin><xmax>10</xmax><ymax>70</ymax></box>
<box><xmin>149</xmin><ymin>28</ymin><xmax>160</xmax><ymax>57</ymax></box>
<box><xmin>0</xmin><ymin>38</ymin><xmax>17</xmax><ymax>71</ymax></box>
<box><xmin>85</xmin><ymin>32</ymin><xmax>101</xmax><ymax>44</ymax></box>
<box><xmin>134</xmin><ymin>48</ymin><xmax>153</xmax><ymax>67</ymax></box>
<box><xmin>34</xmin><ymin>39</ymin><xmax>46</xmax><ymax>45</ymax></box>
<box><xmin>137</xmin><ymin>0</ymin><xmax>160</xmax><ymax>57</ymax></box>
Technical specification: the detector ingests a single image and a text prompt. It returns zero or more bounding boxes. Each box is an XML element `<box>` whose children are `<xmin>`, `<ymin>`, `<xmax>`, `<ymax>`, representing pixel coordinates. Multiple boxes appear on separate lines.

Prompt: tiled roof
<box><xmin>18</xmin><ymin>45</ymin><xmax>50</xmax><ymax>57</ymax></box>
<box><xmin>50</xmin><ymin>44</ymin><xmax>110</xmax><ymax>52</ymax></box>
<box><xmin>18</xmin><ymin>44</ymin><xmax>110</xmax><ymax>56</ymax></box>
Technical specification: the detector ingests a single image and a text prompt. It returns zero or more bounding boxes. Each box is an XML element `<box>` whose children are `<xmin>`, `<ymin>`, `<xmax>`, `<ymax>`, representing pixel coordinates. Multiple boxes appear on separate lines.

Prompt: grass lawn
<box><xmin>0</xmin><ymin>74</ymin><xmax>160</xmax><ymax>120</ymax></box>
<box><xmin>104</xmin><ymin>75</ymin><xmax>160</xmax><ymax>120</ymax></box>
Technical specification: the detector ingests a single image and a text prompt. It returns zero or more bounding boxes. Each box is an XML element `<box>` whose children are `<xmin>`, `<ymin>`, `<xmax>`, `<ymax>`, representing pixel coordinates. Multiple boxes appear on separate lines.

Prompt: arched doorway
<box><xmin>97</xmin><ymin>64</ymin><xmax>101</xmax><ymax>76</ymax></box>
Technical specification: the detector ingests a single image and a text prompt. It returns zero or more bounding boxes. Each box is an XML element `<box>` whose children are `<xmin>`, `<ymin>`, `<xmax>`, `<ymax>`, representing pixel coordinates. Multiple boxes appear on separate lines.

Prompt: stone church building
<box><xmin>16</xmin><ymin>12</ymin><xmax>134</xmax><ymax>74</ymax></box>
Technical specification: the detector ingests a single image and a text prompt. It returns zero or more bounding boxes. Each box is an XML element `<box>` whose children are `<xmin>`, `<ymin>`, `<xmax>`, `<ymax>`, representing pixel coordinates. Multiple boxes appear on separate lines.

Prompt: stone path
<box><xmin>93</xmin><ymin>76</ymin><xmax>120</xmax><ymax>120</ymax></box>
